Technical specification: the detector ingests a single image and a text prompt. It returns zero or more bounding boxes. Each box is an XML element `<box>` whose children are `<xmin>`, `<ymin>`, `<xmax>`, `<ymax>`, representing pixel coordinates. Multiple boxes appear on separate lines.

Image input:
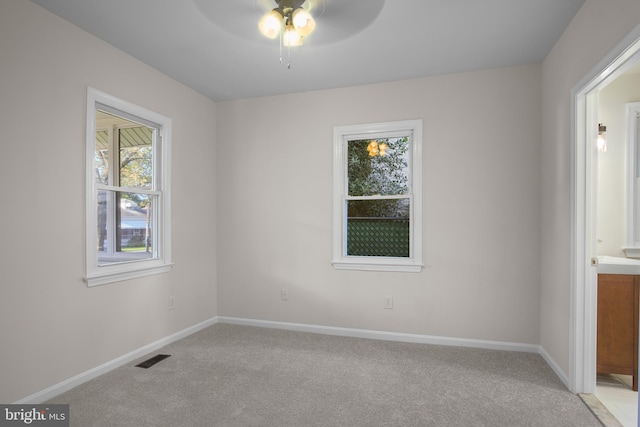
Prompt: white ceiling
<box><xmin>31</xmin><ymin>0</ymin><xmax>586</xmax><ymax>101</ymax></box>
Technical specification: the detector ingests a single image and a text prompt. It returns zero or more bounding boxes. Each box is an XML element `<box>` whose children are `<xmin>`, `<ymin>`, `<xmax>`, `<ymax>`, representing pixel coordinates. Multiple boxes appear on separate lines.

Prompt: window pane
<box><xmin>347</xmin><ymin>199</ymin><xmax>410</xmax><ymax>257</ymax></box>
<box><xmin>347</xmin><ymin>137</ymin><xmax>409</xmax><ymax>197</ymax></box>
<box><xmin>97</xmin><ymin>190</ymin><xmax>155</xmax><ymax>265</ymax></box>
<box><xmin>95</xmin><ymin>130</ymin><xmax>109</xmax><ymax>184</ymax></box>
<box><xmin>119</xmin><ymin>127</ymin><xmax>153</xmax><ymax>189</ymax></box>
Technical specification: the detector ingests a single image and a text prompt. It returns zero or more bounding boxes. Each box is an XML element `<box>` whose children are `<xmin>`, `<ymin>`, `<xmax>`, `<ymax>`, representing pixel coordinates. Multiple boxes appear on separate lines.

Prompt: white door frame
<box><xmin>571</xmin><ymin>23</ymin><xmax>640</xmax><ymax>394</ymax></box>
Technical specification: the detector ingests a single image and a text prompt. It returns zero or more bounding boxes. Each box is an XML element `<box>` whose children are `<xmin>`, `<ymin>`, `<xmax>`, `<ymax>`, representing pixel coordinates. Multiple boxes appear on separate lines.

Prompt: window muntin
<box><xmin>333</xmin><ymin>120</ymin><xmax>422</xmax><ymax>272</ymax></box>
<box><xmin>86</xmin><ymin>88</ymin><xmax>172</xmax><ymax>286</ymax></box>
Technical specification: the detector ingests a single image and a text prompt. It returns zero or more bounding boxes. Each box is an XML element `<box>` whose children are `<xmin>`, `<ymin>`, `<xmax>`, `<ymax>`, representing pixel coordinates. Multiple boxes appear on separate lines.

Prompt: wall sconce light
<box><xmin>598</xmin><ymin>123</ymin><xmax>607</xmax><ymax>153</ymax></box>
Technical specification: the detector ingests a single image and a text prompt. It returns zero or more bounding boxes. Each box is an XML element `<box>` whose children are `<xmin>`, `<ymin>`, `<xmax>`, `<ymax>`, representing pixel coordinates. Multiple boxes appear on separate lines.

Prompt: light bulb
<box><xmin>291</xmin><ymin>8</ymin><xmax>315</xmax><ymax>37</ymax></box>
<box><xmin>283</xmin><ymin>21</ymin><xmax>303</xmax><ymax>47</ymax></box>
<box><xmin>597</xmin><ymin>134</ymin><xmax>607</xmax><ymax>152</ymax></box>
<box><xmin>259</xmin><ymin>10</ymin><xmax>283</xmax><ymax>39</ymax></box>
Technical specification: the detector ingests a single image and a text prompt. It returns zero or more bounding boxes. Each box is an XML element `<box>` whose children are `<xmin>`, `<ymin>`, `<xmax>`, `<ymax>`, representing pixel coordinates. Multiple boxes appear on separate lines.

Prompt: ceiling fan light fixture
<box><xmin>259</xmin><ymin>9</ymin><xmax>283</xmax><ymax>39</ymax></box>
<box><xmin>291</xmin><ymin>7</ymin><xmax>315</xmax><ymax>37</ymax></box>
<box><xmin>258</xmin><ymin>0</ymin><xmax>315</xmax><ymax>67</ymax></box>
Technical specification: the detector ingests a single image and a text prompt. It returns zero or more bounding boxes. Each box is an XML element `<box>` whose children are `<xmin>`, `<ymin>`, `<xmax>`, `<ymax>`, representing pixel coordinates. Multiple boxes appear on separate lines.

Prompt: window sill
<box><xmin>332</xmin><ymin>258</ymin><xmax>422</xmax><ymax>273</ymax></box>
<box><xmin>85</xmin><ymin>262</ymin><xmax>173</xmax><ymax>287</ymax></box>
<box><xmin>623</xmin><ymin>247</ymin><xmax>640</xmax><ymax>258</ymax></box>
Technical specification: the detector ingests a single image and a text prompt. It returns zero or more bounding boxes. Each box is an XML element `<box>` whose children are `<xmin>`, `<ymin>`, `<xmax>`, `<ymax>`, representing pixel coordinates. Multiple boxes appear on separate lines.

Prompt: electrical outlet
<box><xmin>169</xmin><ymin>296</ymin><xmax>175</xmax><ymax>310</ymax></box>
<box><xmin>384</xmin><ymin>295</ymin><xmax>393</xmax><ymax>309</ymax></box>
<box><xmin>281</xmin><ymin>289</ymin><xmax>289</xmax><ymax>302</ymax></box>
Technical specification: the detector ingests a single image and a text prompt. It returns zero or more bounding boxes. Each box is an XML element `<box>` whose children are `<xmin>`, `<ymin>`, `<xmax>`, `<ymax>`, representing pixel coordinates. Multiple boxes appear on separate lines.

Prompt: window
<box><xmin>85</xmin><ymin>88</ymin><xmax>172</xmax><ymax>286</ymax></box>
<box><xmin>625</xmin><ymin>102</ymin><xmax>640</xmax><ymax>257</ymax></box>
<box><xmin>332</xmin><ymin>120</ymin><xmax>423</xmax><ymax>272</ymax></box>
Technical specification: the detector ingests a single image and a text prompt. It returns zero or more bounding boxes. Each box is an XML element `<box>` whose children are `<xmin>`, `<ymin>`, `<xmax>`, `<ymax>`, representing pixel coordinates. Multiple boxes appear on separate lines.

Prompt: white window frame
<box><xmin>332</xmin><ymin>119</ymin><xmax>423</xmax><ymax>272</ymax></box>
<box><xmin>85</xmin><ymin>87</ymin><xmax>172</xmax><ymax>286</ymax></box>
<box><xmin>624</xmin><ymin>102</ymin><xmax>640</xmax><ymax>257</ymax></box>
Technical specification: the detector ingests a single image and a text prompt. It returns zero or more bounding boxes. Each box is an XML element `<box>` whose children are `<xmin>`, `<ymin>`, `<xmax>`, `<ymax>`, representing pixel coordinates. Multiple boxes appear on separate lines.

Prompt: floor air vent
<box><xmin>136</xmin><ymin>354</ymin><xmax>170</xmax><ymax>369</ymax></box>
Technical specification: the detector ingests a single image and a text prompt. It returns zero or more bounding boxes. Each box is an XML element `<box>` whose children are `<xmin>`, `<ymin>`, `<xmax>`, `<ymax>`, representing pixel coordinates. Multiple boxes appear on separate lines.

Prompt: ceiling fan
<box><xmin>193</xmin><ymin>0</ymin><xmax>385</xmax><ymax>46</ymax></box>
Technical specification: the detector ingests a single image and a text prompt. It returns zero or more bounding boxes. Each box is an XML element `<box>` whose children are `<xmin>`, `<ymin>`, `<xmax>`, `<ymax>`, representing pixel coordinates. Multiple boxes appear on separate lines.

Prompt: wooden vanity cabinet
<box><xmin>596</xmin><ymin>274</ymin><xmax>639</xmax><ymax>391</ymax></box>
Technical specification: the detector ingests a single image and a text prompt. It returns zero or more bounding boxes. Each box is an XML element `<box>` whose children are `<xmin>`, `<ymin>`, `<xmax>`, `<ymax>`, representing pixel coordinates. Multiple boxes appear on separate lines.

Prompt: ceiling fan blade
<box><xmin>194</xmin><ymin>0</ymin><xmax>385</xmax><ymax>45</ymax></box>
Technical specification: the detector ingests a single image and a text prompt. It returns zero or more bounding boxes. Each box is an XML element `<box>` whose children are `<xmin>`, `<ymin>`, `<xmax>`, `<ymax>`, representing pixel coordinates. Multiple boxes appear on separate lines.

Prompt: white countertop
<box><xmin>597</xmin><ymin>256</ymin><xmax>640</xmax><ymax>274</ymax></box>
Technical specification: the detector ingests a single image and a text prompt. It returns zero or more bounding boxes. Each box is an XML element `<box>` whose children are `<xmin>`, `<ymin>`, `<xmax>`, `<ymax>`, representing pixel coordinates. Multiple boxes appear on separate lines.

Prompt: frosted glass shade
<box><xmin>259</xmin><ymin>10</ymin><xmax>283</xmax><ymax>39</ymax></box>
<box><xmin>291</xmin><ymin>8</ymin><xmax>315</xmax><ymax>37</ymax></box>
<box><xmin>283</xmin><ymin>22</ymin><xmax>303</xmax><ymax>47</ymax></box>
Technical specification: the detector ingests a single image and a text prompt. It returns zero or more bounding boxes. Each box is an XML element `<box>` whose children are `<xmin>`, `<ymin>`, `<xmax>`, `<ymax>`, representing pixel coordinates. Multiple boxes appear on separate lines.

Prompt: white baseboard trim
<box><xmin>15</xmin><ymin>317</ymin><xmax>219</xmax><ymax>404</ymax></box>
<box><xmin>217</xmin><ymin>316</ymin><xmax>540</xmax><ymax>353</ymax></box>
<box><xmin>539</xmin><ymin>345</ymin><xmax>570</xmax><ymax>389</ymax></box>
<box><xmin>17</xmin><ymin>316</ymin><xmax>569</xmax><ymax>404</ymax></box>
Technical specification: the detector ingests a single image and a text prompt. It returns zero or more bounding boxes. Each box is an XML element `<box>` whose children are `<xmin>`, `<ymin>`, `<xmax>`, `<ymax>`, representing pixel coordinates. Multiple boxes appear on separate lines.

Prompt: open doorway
<box><xmin>572</xmin><ymin>23</ymin><xmax>640</xmax><ymax>427</ymax></box>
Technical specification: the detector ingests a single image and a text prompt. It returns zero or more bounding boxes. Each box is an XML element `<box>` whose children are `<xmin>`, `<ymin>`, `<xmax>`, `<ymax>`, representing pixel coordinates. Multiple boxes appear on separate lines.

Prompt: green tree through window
<box><xmin>332</xmin><ymin>119</ymin><xmax>422</xmax><ymax>272</ymax></box>
<box><xmin>346</xmin><ymin>137</ymin><xmax>410</xmax><ymax>257</ymax></box>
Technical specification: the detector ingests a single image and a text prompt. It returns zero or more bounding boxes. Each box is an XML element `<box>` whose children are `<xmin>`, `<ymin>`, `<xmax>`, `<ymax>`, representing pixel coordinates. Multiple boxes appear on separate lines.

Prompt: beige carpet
<box><xmin>48</xmin><ymin>324</ymin><xmax>603</xmax><ymax>426</ymax></box>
